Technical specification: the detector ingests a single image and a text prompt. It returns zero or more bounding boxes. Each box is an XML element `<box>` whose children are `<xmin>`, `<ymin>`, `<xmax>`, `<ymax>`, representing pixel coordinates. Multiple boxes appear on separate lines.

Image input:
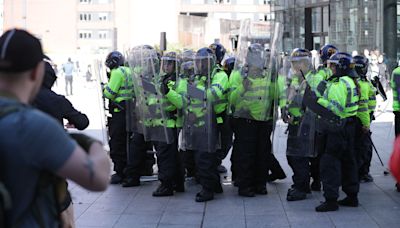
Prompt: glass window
<box><xmin>312</xmin><ymin>7</ymin><xmax>321</xmax><ymax>33</ymax></box>
<box><xmin>98</xmin><ymin>13</ymin><xmax>108</xmax><ymax>21</ymax></box>
<box><xmin>213</xmin><ymin>0</ymin><xmax>231</xmax><ymax>4</ymax></box>
<box><xmin>99</xmin><ymin>31</ymin><xmax>108</xmax><ymax>39</ymax></box>
<box><xmin>323</xmin><ymin>6</ymin><xmax>329</xmax><ymax>33</ymax></box>
<box><xmin>313</xmin><ymin>36</ymin><xmax>321</xmax><ymax>50</ymax></box>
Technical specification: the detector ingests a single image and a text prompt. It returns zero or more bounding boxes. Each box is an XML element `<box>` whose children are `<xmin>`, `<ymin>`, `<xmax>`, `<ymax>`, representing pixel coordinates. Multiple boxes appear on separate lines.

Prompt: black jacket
<box><xmin>33</xmin><ymin>58</ymin><xmax>89</xmax><ymax>130</ymax></box>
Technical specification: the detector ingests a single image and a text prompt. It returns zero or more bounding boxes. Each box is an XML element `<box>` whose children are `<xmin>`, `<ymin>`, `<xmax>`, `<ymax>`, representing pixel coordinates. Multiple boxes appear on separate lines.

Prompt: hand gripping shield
<box><xmin>180</xmin><ymin>53</ymin><xmax>220</xmax><ymax>152</ymax></box>
<box><xmin>127</xmin><ymin>46</ymin><xmax>174</xmax><ymax>144</ymax></box>
<box><xmin>230</xmin><ymin>19</ymin><xmax>282</xmax><ymax>121</ymax></box>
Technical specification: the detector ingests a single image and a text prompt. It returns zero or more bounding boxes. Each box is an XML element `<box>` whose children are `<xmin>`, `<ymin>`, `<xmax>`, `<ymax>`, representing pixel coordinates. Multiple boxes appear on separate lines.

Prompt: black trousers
<box><xmin>108</xmin><ymin>111</ymin><xmax>128</xmax><ymax>175</ymax></box>
<box><xmin>188</xmin><ymin>149</ymin><xmax>220</xmax><ymax>191</ymax></box>
<box><xmin>310</xmin><ymin>131</ymin><xmax>324</xmax><ymax>183</ymax></box>
<box><xmin>124</xmin><ymin>132</ymin><xmax>153</xmax><ymax>179</ymax></box>
<box><xmin>320</xmin><ymin>118</ymin><xmax>359</xmax><ymax>200</ymax></box>
<box><xmin>153</xmin><ymin>129</ymin><xmax>184</xmax><ymax>186</ymax></box>
<box><xmin>286</xmin><ymin>124</ymin><xmax>310</xmax><ymax>192</ymax></box>
<box><xmin>395</xmin><ymin>111</ymin><xmax>400</xmax><ymax>137</ymax></box>
<box><xmin>182</xmin><ymin>149</ymin><xmax>196</xmax><ymax>177</ymax></box>
<box><xmin>354</xmin><ymin>118</ymin><xmax>373</xmax><ymax>177</ymax></box>
<box><xmin>231</xmin><ymin>118</ymin><xmax>272</xmax><ymax>189</ymax></box>
<box><xmin>216</xmin><ymin>115</ymin><xmax>233</xmax><ymax>164</ymax></box>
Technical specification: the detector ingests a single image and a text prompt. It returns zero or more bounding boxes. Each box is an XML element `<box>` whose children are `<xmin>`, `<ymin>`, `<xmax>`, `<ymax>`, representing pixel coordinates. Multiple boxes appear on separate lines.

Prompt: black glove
<box><xmin>69</xmin><ymin>133</ymin><xmax>101</xmax><ymax>153</ymax></box>
<box><xmin>160</xmin><ymin>82</ymin><xmax>169</xmax><ymax>95</ymax></box>
<box><xmin>303</xmin><ymin>85</ymin><xmax>318</xmax><ymax>105</ymax></box>
<box><xmin>281</xmin><ymin>106</ymin><xmax>290</xmax><ymax>123</ymax></box>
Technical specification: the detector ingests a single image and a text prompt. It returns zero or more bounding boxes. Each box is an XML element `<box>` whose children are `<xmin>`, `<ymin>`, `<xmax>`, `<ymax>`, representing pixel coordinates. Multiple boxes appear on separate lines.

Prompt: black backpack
<box><xmin>0</xmin><ymin>104</ymin><xmax>65</xmax><ymax>228</ymax></box>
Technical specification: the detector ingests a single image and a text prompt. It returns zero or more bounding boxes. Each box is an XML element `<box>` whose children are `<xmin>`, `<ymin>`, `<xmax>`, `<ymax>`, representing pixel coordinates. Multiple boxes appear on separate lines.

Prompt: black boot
<box><xmin>360</xmin><ymin>174</ymin><xmax>374</xmax><ymax>183</ymax></box>
<box><xmin>310</xmin><ymin>180</ymin><xmax>321</xmax><ymax>191</ymax></box>
<box><xmin>238</xmin><ymin>187</ymin><xmax>255</xmax><ymax>197</ymax></box>
<box><xmin>122</xmin><ymin>177</ymin><xmax>140</xmax><ymax>187</ymax></box>
<box><xmin>195</xmin><ymin>188</ymin><xmax>214</xmax><ymax>202</ymax></box>
<box><xmin>267</xmin><ymin>172</ymin><xmax>286</xmax><ymax>182</ymax></box>
<box><xmin>315</xmin><ymin>200</ymin><xmax>339</xmax><ymax>212</ymax></box>
<box><xmin>217</xmin><ymin>165</ymin><xmax>228</xmax><ymax>173</ymax></box>
<box><xmin>214</xmin><ymin>183</ymin><xmax>223</xmax><ymax>194</ymax></box>
<box><xmin>110</xmin><ymin>173</ymin><xmax>123</xmax><ymax>184</ymax></box>
<box><xmin>152</xmin><ymin>184</ymin><xmax>174</xmax><ymax>197</ymax></box>
<box><xmin>255</xmin><ymin>185</ymin><xmax>268</xmax><ymax>195</ymax></box>
<box><xmin>173</xmin><ymin>181</ymin><xmax>185</xmax><ymax>193</ymax></box>
<box><xmin>286</xmin><ymin>188</ymin><xmax>306</xmax><ymax>201</ymax></box>
<box><xmin>338</xmin><ymin>197</ymin><xmax>359</xmax><ymax>207</ymax></box>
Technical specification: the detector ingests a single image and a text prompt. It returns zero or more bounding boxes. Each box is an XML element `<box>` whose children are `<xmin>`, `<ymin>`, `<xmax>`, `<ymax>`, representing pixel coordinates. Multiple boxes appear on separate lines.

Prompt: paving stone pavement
<box><xmin>58</xmin><ymin>75</ymin><xmax>400</xmax><ymax>227</ymax></box>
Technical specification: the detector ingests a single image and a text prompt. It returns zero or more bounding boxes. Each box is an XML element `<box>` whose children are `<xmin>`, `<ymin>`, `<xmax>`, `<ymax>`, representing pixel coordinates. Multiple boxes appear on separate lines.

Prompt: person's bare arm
<box><xmin>56</xmin><ymin>142</ymin><xmax>110</xmax><ymax>191</ymax></box>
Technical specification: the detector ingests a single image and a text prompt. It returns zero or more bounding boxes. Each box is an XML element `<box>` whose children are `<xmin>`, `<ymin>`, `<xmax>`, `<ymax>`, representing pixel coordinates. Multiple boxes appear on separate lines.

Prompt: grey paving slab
<box><xmin>75</xmin><ymin>211</ymin><xmax>120</xmax><ymax>227</ymax></box>
<box><xmin>159</xmin><ymin>211</ymin><xmax>203</xmax><ymax>226</ymax></box>
<box><xmin>202</xmin><ymin>213</ymin><xmax>245</xmax><ymax>228</ymax></box>
<box><xmin>157</xmin><ymin>224</ymin><xmax>200</xmax><ymax>228</ymax></box>
<box><xmin>113</xmin><ymin>214</ymin><xmax>159</xmax><ymax>228</ymax></box>
<box><xmin>165</xmin><ymin>198</ymin><xmax>205</xmax><ymax>213</ymax></box>
<box><xmin>246</xmin><ymin>214</ymin><xmax>290</xmax><ymax>228</ymax></box>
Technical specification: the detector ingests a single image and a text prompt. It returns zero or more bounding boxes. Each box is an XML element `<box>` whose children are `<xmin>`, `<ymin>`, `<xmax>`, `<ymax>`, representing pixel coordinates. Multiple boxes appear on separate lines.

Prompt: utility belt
<box><xmin>317</xmin><ymin>115</ymin><xmax>356</xmax><ymax>133</ymax></box>
<box><xmin>110</xmin><ymin>100</ymin><xmax>126</xmax><ymax>114</ymax></box>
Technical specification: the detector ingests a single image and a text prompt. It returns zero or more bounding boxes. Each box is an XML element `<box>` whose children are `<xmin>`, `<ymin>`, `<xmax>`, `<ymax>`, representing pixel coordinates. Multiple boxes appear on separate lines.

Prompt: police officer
<box><xmin>283</xmin><ymin>48</ymin><xmax>317</xmax><ymax>201</ymax></box>
<box><xmin>178</xmin><ymin>51</ymin><xmax>197</xmax><ymax>179</ymax></box>
<box><xmin>122</xmin><ymin>45</ymin><xmax>156</xmax><ymax>187</ymax></box>
<box><xmin>318</xmin><ymin>44</ymin><xmax>338</xmax><ymax>79</ymax></box>
<box><xmin>304</xmin><ymin>52</ymin><xmax>360</xmax><ymax>212</ymax></box>
<box><xmin>209</xmin><ymin>43</ymin><xmax>233</xmax><ymax>174</ymax></box>
<box><xmin>229</xmin><ymin>43</ymin><xmax>273</xmax><ymax>197</ymax></box>
<box><xmin>151</xmin><ymin>51</ymin><xmax>185</xmax><ymax>196</ymax></box>
<box><xmin>103</xmin><ymin>51</ymin><xmax>134</xmax><ymax>184</ymax></box>
<box><xmin>172</xmin><ymin>47</ymin><xmax>228</xmax><ymax>202</ymax></box>
<box><xmin>353</xmin><ymin>55</ymin><xmax>376</xmax><ymax>183</ymax></box>
<box><xmin>307</xmin><ymin>44</ymin><xmax>339</xmax><ymax>191</ymax></box>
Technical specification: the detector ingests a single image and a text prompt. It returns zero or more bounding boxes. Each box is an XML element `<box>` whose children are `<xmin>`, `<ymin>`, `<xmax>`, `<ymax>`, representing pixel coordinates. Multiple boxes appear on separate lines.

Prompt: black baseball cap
<box><xmin>0</xmin><ymin>28</ymin><xmax>43</xmax><ymax>73</ymax></box>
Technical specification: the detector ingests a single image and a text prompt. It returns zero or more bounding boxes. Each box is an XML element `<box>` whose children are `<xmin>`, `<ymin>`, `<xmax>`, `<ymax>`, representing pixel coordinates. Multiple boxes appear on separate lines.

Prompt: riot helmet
<box><xmin>320</xmin><ymin>44</ymin><xmax>338</xmax><ymax>64</ymax></box>
<box><xmin>180</xmin><ymin>61</ymin><xmax>195</xmax><ymax>80</ymax></box>
<box><xmin>223</xmin><ymin>57</ymin><xmax>235</xmax><ymax>77</ymax></box>
<box><xmin>181</xmin><ymin>49</ymin><xmax>195</xmax><ymax>62</ymax></box>
<box><xmin>194</xmin><ymin>47</ymin><xmax>215</xmax><ymax>76</ymax></box>
<box><xmin>327</xmin><ymin>52</ymin><xmax>355</xmax><ymax>77</ymax></box>
<box><xmin>246</xmin><ymin>43</ymin><xmax>265</xmax><ymax>69</ymax></box>
<box><xmin>353</xmin><ymin>55</ymin><xmax>369</xmax><ymax>78</ymax></box>
<box><xmin>290</xmin><ymin>48</ymin><xmax>312</xmax><ymax>75</ymax></box>
<box><xmin>209</xmin><ymin>43</ymin><xmax>226</xmax><ymax>65</ymax></box>
<box><xmin>161</xmin><ymin>51</ymin><xmax>180</xmax><ymax>75</ymax></box>
<box><xmin>105</xmin><ymin>51</ymin><xmax>124</xmax><ymax>70</ymax></box>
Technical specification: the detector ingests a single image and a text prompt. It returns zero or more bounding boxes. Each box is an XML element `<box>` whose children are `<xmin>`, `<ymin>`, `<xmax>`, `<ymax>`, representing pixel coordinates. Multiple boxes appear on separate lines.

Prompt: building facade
<box><xmin>178</xmin><ymin>0</ymin><xmax>272</xmax><ymax>51</ymax></box>
<box><xmin>271</xmin><ymin>0</ymin><xmax>384</xmax><ymax>54</ymax></box>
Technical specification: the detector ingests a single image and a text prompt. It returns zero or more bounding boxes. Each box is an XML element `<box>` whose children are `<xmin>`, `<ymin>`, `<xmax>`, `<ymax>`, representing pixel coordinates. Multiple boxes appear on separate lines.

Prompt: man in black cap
<box><xmin>0</xmin><ymin>28</ymin><xmax>110</xmax><ymax>227</ymax></box>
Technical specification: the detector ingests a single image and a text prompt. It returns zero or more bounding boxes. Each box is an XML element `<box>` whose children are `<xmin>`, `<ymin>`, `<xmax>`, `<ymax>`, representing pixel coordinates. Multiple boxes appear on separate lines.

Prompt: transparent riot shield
<box><xmin>229</xmin><ymin>19</ymin><xmax>280</xmax><ymax>121</ymax></box>
<box><xmin>180</xmin><ymin>53</ymin><xmax>220</xmax><ymax>152</ymax></box>
<box><xmin>282</xmin><ymin>57</ymin><xmax>317</xmax><ymax>157</ymax></box>
<box><xmin>127</xmin><ymin>46</ymin><xmax>174</xmax><ymax>144</ymax></box>
<box><xmin>93</xmin><ymin>59</ymin><xmax>110</xmax><ymax>146</ymax></box>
